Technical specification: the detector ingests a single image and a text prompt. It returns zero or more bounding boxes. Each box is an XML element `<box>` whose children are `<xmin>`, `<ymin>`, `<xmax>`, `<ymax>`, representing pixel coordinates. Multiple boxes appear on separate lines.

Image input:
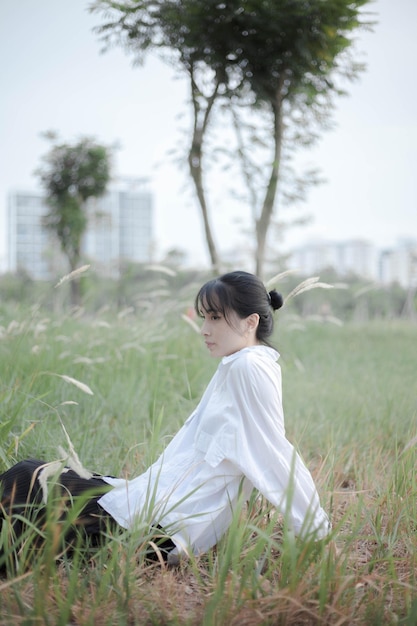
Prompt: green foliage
<box><xmin>35</xmin><ymin>135</ymin><xmax>112</xmax><ymax>306</ymax></box>
<box><xmin>92</xmin><ymin>0</ymin><xmax>373</xmax><ymax>277</ymax></box>
<box><xmin>94</xmin><ymin>0</ymin><xmax>370</xmax><ymax>102</ymax></box>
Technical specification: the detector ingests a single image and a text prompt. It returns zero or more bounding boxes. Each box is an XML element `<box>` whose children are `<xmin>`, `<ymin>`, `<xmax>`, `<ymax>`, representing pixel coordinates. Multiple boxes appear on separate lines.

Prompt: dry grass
<box><xmin>1</xmin><ymin>466</ymin><xmax>416</xmax><ymax>625</ymax></box>
<box><xmin>0</xmin><ymin>295</ymin><xmax>416</xmax><ymax>625</ymax></box>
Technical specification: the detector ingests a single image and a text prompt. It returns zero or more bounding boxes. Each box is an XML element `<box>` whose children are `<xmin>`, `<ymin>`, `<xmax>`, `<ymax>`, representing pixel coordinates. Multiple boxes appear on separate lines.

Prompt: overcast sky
<box><xmin>1</xmin><ymin>0</ymin><xmax>416</xmax><ymax>271</ymax></box>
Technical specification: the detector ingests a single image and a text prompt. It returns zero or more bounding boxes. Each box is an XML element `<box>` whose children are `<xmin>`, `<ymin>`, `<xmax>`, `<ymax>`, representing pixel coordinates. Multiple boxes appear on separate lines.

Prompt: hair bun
<box><xmin>268</xmin><ymin>289</ymin><xmax>284</xmax><ymax>311</ymax></box>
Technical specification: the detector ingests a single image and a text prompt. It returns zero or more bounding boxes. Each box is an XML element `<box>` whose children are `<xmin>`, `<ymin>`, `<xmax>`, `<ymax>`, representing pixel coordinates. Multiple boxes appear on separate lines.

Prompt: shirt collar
<box><xmin>221</xmin><ymin>345</ymin><xmax>279</xmax><ymax>365</ymax></box>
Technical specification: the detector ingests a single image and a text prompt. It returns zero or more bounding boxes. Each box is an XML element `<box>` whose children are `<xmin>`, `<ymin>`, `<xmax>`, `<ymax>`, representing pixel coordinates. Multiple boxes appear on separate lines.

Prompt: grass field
<box><xmin>0</xmin><ymin>278</ymin><xmax>416</xmax><ymax>625</ymax></box>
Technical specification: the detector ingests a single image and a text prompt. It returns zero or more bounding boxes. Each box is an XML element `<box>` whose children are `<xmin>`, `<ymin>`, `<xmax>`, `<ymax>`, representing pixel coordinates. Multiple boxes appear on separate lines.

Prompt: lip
<box><xmin>205</xmin><ymin>342</ymin><xmax>215</xmax><ymax>350</ymax></box>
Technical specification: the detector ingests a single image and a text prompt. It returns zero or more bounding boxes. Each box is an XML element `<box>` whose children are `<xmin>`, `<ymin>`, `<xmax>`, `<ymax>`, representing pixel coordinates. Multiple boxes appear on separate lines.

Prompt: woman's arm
<box><xmin>224</xmin><ymin>355</ymin><xmax>330</xmax><ymax>539</ymax></box>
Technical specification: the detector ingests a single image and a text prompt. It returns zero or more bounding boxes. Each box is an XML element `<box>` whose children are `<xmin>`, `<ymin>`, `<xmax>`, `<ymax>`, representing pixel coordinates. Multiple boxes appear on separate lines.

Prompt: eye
<box><xmin>200</xmin><ymin>308</ymin><xmax>221</xmax><ymax>321</ymax></box>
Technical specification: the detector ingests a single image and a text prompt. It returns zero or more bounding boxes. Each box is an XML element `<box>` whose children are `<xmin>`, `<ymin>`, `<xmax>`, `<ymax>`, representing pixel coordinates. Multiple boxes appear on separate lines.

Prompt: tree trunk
<box><xmin>70</xmin><ymin>278</ymin><xmax>82</xmax><ymax>309</ymax></box>
<box><xmin>255</xmin><ymin>96</ymin><xmax>284</xmax><ymax>279</ymax></box>
<box><xmin>68</xmin><ymin>248</ymin><xmax>82</xmax><ymax>309</ymax></box>
<box><xmin>187</xmin><ymin>72</ymin><xmax>221</xmax><ymax>275</ymax></box>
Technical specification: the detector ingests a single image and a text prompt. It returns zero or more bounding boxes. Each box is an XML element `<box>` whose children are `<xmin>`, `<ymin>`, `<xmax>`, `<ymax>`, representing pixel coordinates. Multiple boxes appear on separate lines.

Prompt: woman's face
<box><xmin>199</xmin><ymin>304</ymin><xmax>259</xmax><ymax>358</ymax></box>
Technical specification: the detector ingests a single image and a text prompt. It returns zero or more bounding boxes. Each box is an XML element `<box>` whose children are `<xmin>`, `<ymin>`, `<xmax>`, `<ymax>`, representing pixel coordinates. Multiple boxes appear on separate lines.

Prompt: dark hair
<box><xmin>195</xmin><ymin>271</ymin><xmax>283</xmax><ymax>345</ymax></box>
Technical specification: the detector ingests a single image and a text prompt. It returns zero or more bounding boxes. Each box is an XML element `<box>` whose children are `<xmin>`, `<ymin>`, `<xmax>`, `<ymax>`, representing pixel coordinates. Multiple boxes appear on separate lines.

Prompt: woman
<box><xmin>0</xmin><ymin>271</ymin><xmax>330</xmax><ymax>563</ymax></box>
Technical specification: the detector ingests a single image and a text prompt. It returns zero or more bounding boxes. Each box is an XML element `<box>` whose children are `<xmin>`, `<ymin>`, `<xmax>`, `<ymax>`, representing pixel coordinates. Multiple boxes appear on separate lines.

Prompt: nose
<box><xmin>201</xmin><ymin>319</ymin><xmax>210</xmax><ymax>336</ymax></box>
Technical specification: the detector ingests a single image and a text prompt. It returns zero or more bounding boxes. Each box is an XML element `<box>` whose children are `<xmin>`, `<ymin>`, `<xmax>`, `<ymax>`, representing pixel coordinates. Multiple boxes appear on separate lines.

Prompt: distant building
<box><xmin>7</xmin><ymin>179</ymin><xmax>153</xmax><ymax>280</ymax></box>
<box><xmin>379</xmin><ymin>239</ymin><xmax>417</xmax><ymax>288</ymax></box>
<box><xmin>288</xmin><ymin>237</ymin><xmax>417</xmax><ymax>288</ymax></box>
<box><xmin>288</xmin><ymin>239</ymin><xmax>378</xmax><ymax>281</ymax></box>
<box><xmin>7</xmin><ymin>191</ymin><xmax>57</xmax><ymax>279</ymax></box>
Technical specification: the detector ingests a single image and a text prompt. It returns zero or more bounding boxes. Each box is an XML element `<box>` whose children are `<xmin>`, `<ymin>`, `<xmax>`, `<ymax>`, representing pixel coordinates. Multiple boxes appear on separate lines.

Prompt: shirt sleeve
<box><xmin>223</xmin><ymin>354</ymin><xmax>330</xmax><ymax>539</ymax></box>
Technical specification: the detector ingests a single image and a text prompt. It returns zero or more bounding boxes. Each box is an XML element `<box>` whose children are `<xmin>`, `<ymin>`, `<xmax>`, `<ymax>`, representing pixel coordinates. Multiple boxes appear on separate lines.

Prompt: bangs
<box><xmin>195</xmin><ymin>280</ymin><xmax>230</xmax><ymax>318</ymax></box>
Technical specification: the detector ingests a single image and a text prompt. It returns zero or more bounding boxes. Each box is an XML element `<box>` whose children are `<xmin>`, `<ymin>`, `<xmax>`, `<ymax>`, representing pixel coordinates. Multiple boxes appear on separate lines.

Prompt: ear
<box><xmin>246</xmin><ymin>313</ymin><xmax>260</xmax><ymax>333</ymax></box>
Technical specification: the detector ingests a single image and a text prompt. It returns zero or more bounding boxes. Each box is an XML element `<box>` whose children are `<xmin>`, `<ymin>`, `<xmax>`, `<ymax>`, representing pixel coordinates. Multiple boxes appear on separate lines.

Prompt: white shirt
<box><xmin>98</xmin><ymin>346</ymin><xmax>330</xmax><ymax>555</ymax></box>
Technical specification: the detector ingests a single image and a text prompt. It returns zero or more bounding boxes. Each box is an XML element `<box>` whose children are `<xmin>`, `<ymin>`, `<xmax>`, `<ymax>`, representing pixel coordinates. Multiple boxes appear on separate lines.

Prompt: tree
<box><xmin>36</xmin><ymin>134</ymin><xmax>112</xmax><ymax>305</ymax></box>
<box><xmin>92</xmin><ymin>0</ymin><xmax>372</xmax><ymax>277</ymax></box>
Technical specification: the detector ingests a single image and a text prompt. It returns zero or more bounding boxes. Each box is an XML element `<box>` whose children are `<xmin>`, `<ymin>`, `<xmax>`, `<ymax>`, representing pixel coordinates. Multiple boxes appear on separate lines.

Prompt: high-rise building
<box><xmin>7</xmin><ymin>179</ymin><xmax>153</xmax><ymax>279</ymax></box>
<box><xmin>7</xmin><ymin>191</ymin><xmax>56</xmax><ymax>280</ymax></box>
<box><xmin>287</xmin><ymin>237</ymin><xmax>417</xmax><ymax>287</ymax></box>
<box><xmin>379</xmin><ymin>239</ymin><xmax>417</xmax><ymax>288</ymax></box>
<box><xmin>288</xmin><ymin>239</ymin><xmax>378</xmax><ymax>281</ymax></box>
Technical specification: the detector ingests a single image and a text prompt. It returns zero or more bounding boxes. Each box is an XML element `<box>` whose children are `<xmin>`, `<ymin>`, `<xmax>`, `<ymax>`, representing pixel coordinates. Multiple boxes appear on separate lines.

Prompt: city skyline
<box><xmin>7</xmin><ymin>186</ymin><xmax>416</xmax><ymax>288</ymax></box>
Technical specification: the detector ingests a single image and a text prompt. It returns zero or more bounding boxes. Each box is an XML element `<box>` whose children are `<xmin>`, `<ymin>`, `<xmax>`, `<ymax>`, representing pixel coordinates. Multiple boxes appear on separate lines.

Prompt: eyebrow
<box><xmin>199</xmin><ymin>306</ymin><xmax>220</xmax><ymax>316</ymax></box>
